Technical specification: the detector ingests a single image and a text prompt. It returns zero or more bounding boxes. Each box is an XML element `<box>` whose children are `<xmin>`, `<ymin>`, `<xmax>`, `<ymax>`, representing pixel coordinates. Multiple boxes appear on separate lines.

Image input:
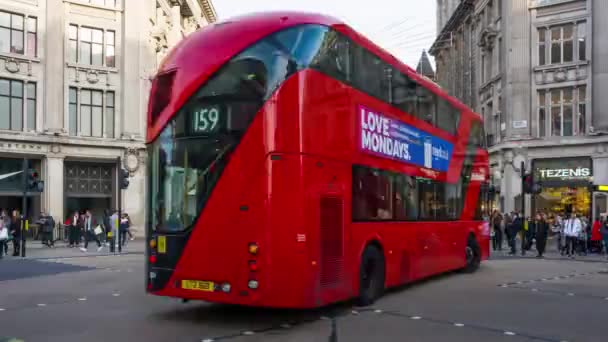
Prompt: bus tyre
<box><xmin>357</xmin><ymin>245</ymin><xmax>385</xmax><ymax>306</ymax></box>
<box><xmin>464</xmin><ymin>236</ymin><xmax>481</xmax><ymax>273</ymax></box>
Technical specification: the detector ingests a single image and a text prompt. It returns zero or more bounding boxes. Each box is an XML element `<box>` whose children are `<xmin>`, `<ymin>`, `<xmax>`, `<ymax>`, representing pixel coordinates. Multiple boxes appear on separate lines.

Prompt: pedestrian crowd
<box><xmin>65</xmin><ymin>209</ymin><xmax>134</xmax><ymax>253</ymax></box>
<box><xmin>489</xmin><ymin>209</ymin><xmax>608</xmax><ymax>259</ymax></box>
<box><xmin>0</xmin><ymin>207</ymin><xmax>134</xmax><ymax>258</ymax></box>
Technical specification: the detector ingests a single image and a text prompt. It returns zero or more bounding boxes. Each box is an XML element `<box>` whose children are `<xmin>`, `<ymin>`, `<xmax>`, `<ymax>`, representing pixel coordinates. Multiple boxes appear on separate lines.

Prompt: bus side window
<box><xmin>352</xmin><ymin>165</ymin><xmax>393</xmax><ymax>221</ymax></box>
<box><xmin>415</xmin><ymin>86</ymin><xmax>437</xmax><ymax>126</ymax></box>
<box><xmin>351</xmin><ymin>45</ymin><xmax>390</xmax><ymax>102</ymax></box>
<box><xmin>436</xmin><ymin>98</ymin><xmax>461</xmax><ymax>135</ymax></box>
<box><xmin>390</xmin><ymin>69</ymin><xmax>417</xmax><ymax>117</ymax></box>
<box><xmin>310</xmin><ymin>30</ymin><xmax>351</xmax><ymax>83</ymax></box>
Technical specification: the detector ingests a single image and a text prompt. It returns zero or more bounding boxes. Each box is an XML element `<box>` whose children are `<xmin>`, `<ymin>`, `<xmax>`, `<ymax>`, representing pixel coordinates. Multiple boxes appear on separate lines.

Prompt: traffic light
<box><xmin>119</xmin><ymin>168</ymin><xmax>130</xmax><ymax>189</ymax></box>
<box><xmin>27</xmin><ymin>168</ymin><xmax>43</xmax><ymax>192</ymax></box>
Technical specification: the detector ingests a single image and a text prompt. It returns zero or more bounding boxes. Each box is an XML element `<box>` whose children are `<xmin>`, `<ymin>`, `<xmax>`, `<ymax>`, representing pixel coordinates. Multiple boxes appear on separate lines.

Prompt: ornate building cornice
<box><xmin>198</xmin><ymin>0</ymin><xmax>217</xmax><ymax>23</ymax></box>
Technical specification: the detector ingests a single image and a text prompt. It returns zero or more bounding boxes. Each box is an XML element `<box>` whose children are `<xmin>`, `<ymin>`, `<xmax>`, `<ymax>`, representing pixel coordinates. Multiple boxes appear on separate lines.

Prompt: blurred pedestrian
<box><xmin>80</xmin><ymin>210</ymin><xmax>103</xmax><ymax>252</ymax></box>
<box><xmin>601</xmin><ymin>217</ymin><xmax>608</xmax><ymax>259</ymax></box>
<box><xmin>592</xmin><ymin>216</ymin><xmax>603</xmax><ymax>253</ymax></box>
<box><xmin>0</xmin><ymin>219</ymin><xmax>8</xmax><ymax>259</ymax></box>
<box><xmin>563</xmin><ymin>212</ymin><xmax>582</xmax><ymax>258</ymax></box>
<box><xmin>10</xmin><ymin>210</ymin><xmax>21</xmax><ymax>256</ymax></box>
<box><xmin>68</xmin><ymin>211</ymin><xmax>80</xmax><ymax>248</ymax></box>
<box><xmin>509</xmin><ymin>212</ymin><xmax>523</xmax><ymax>255</ymax></box>
<box><xmin>535</xmin><ymin>213</ymin><xmax>549</xmax><ymax>258</ymax></box>
<box><xmin>491</xmin><ymin>210</ymin><xmax>503</xmax><ymax>251</ymax></box>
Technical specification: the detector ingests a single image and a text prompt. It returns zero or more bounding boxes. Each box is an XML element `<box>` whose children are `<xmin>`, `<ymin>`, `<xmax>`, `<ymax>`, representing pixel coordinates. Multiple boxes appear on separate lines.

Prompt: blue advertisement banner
<box><xmin>359</xmin><ymin>106</ymin><xmax>454</xmax><ymax>172</ymax></box>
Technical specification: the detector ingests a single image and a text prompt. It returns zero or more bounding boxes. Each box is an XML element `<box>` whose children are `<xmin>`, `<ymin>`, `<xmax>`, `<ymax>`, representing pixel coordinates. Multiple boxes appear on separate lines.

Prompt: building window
<box><xmin>577</xmin><ymin>22</ymin><xmax>586</xmax><ymax>61</ymax></box>
<box><xmin>577</xmin><ymin>85</ymin><xmax>586</xmax><ymax>135</ymax></box>
<box><xmin>105</xmin><ymin>91</ymin><xmax>114</xmax><ymax>138</ymax></box>
<box><xmin>0</xmin><ymin>78</ymin><xmax>36</xmax><ymax>131</ymax></box>
<box><xmin>0</xmin><ymin>11</ymin><xmax>24</xmax><ymax>54</ymax></box>
<box><xmin>26</xmin><ymin>17</ymin><xmax>36</xmax><ymax>57</ymax></box>
<box><xmin>481</xmin><ymin>54</ymin><xmax>486</xmax><ymax>83</ymax></box>
<box><xmin>540</xmin><ymin>22</ymin><xmax>585</xmax><ymax>66</ymax></box>
<box><xmin>69</xmin><ymin>87</ymin><xmax>77</xmax><ymax>135</ymax></box>
<box><xmin>547</xmin><ymin>87</ymin><xmax>586</xmax><ymax>137</ymax></box>
<box><xmin>68</xmin><ymin>25</ymin><xmax>115</xmax><ymax>67</ymax></box>
<box><xmin>538</xmin><ymin>91</ymin><xmax>546</xmax><ymax>137</ymax></box>
<box><xmin>106</xmin><ymin>30</ymin><xmax>115</xmax><ymax>67</ymax></box>
<box><xmin>69</xmin><ymin>87</ymin><xmax>114</xmax><ymax>138</ymax></box>
<box><xmin>26</xmin><ymin>83</ymin><xmax>35</xmax><ymax>131</ymax></box>
<box><xmin>538</xmin><ymin>28</ymin><xmax>546</xmax><ymax>65</ymax></box>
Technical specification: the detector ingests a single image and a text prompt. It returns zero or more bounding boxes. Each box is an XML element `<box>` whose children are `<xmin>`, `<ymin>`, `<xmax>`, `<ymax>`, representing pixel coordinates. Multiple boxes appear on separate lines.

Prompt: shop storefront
<box><xmin>532</xmin><ymin>157</ymin><xmax>592</xmax><ymax>217</ymax></box>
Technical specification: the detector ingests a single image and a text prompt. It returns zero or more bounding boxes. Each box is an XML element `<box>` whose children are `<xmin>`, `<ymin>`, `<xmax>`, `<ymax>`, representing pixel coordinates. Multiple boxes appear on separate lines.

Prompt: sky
<box><xmin>213</xmin><ymin>0</ymin><xmax>437</xmax><ymax>69</ymax></box>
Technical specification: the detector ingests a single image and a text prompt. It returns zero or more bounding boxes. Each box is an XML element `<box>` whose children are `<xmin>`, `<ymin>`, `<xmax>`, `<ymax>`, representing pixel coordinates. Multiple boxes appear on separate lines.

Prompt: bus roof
<box><xmin>149</xmin><ymin>11</ymin><xmax>479</xmax><ymax>142</ymax></box>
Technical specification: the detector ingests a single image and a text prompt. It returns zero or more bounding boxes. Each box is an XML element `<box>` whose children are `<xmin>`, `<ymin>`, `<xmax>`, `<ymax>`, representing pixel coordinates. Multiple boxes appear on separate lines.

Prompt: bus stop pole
<box><xmin>21</xmin><ymin>158</ymin><xmax>27</xmax><ymax>258</ymax></box>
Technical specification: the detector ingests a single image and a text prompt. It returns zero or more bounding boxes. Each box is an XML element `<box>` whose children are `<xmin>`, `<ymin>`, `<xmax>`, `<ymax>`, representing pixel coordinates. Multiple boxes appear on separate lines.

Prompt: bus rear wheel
<box><xmin>463</xmin><ymin>236</ymin><xmax>481</xmax><ymax>273</ymax></box>
<box><xmin>357</xmin><ymin>245</ymin><xmax>385</xmax><ymax>306</ymax></box>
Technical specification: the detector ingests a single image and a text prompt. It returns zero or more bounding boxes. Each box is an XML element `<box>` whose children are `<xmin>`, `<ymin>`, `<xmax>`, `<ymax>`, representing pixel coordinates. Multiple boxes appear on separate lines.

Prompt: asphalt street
<box><xmin>1</xmin><ymin>242</ymin><xmax>607</xmax><ymax>342</ymax></box>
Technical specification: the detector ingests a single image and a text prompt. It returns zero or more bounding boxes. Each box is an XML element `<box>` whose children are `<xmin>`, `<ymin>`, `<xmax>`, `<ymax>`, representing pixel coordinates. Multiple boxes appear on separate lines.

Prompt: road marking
<box><xmin>374</xmin><ymin>309</ymin><xmax>383</xmax><ymax>313</ymax></box>
<box><xmin>532</xmin><ymin>289</ymin><xmax>539</xmax><ymax>292</ymax></box>
<box><xmin>454</xmin><ymin>323</ymin><xmax>465</xmax><ymax>327</ymax></box>
<box><xmin>567</xmin><ymin>293</ymin><xmax>574</xmax><ymax>296</ymax></box>
<box><xmin>320</xmin><ymin>316</ymin><xmax>330</xmax><ymax>320</ymax></box>
<box><xmin>351</xmin><ymin>310</ymin><xmax>359</xmax><ymax>315</ymax></box>
<box><xmin>0</xmin><ymin>308</ymin><xmax>5</xmax><ymax>311</ymax></box>
<box><xmin>201</xmin><ymin>339</ymin><xmax>214</xmax><ymax>342</ymax></box>
<box><xmin>78</xmin><ymin>297</ymin><xmax>87</xmax><ymax>301</ymax></box>
<box><xmin>242</xmin><ymin>331</ymin><xmax>254</xmax><ymax>336</ymax></box>
<box><xmin>504</xmin><ymin>331</ymin><xmax>516</xmax><ymax>336</ymax></box>
<box><xmin>410</xmin><ymin>316</ymin><xmax>422</xmax><ymax>320</ymax></box>
<box><xmin>112</xmin><ymin>293</ymin><xmax>120</xmax><ymax>297</ymax></box>
<box><xmin>37</xmin><ymin>303</ymin><xmax>46</xmax><ymax>307</ymax></box>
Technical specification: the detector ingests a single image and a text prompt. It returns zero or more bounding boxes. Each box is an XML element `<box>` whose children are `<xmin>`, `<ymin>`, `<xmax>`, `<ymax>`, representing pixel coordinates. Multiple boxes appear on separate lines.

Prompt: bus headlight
<box><xmin>248</xmin><ymin>280</ymin><xmax>259</xmax><ymax>289</ymax></box>
<box><xmin>221</xmin><ymin>283</ymin><xmax>231</xmax><ymax>293</ymax></box>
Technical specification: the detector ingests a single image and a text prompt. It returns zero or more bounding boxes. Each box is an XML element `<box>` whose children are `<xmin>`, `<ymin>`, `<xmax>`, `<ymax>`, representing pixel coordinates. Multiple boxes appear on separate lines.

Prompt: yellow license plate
<box><xmin>181</xmin><ymin>280</ymin><xmax>214</xmax><ymax>292</ymax></box>
<box><xmin>157</xmin><ymin>236</ymin><xmax>166</xmax><ymax>254</ymax></box>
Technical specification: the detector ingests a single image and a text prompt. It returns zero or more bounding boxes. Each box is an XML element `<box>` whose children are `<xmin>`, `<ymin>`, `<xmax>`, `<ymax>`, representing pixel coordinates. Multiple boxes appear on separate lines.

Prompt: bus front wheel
<box><xmin>357</xmin><ymin>245</ymin><xmax>385</xmax><ymax>306</ymax></box>
<box><xmin>463</xmin><ymin>236</ymin><xmax>481</xmax><ymax>273</ymax></box>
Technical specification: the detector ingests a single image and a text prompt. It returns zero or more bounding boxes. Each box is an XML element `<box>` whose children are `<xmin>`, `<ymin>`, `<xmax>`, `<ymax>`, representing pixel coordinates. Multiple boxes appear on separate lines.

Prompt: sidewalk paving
<box><xmin>1</xmin><ymin>239</ymin><xmax>145</xmax><ymax>260</ymax></box>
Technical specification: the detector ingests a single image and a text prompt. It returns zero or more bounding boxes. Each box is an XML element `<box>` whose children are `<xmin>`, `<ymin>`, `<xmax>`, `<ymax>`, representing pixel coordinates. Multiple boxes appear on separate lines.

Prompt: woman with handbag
<box><xmin>80</xmin><ymin>210</ymin><xmax>103</xmax><ymax>253</ymax></box>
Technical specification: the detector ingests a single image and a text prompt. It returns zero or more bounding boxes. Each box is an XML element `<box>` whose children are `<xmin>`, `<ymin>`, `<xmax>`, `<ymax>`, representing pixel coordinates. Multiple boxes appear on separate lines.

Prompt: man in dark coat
<box><xmin>535</xmin><ymin>213</ymin><xmax>549</xmax><ymax>258</ymax></box>
<box><xmin>509</xmin><ymin>212</ymin><xmax>523</xmax><ymax>255</ymax></box>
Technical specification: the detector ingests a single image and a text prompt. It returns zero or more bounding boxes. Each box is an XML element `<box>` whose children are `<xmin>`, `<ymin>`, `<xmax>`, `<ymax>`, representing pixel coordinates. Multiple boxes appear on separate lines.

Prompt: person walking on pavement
<box><xmin>37</xmin><ymin>211</ymin><xmax>55</xmax><ymax>248</ymax></box>
<box><xmin>110</xmin><ymin>209</ymin><xmax>119</xmax><ymax>249</ymax></box>
<box><xmin>509</xmin><ymin>212</ymin><xmax>523</xmax><ymax>255</ymax></box>
<box><xmin>562</xmin><ymin>212</ymin><xmax>582</xmax><ymax>258</ymax></box>
<box><xmin>591</xmin><ymin>216</ymin><xmax>603</xmax><ymax>253</ymax></box>
<box><xmin>10</xmin><ymin>210</ymin><xmax>21</xmax><ymax>256</ymax></box>
<box><xmin>0</xmin><ymin>218</ymin><xmax>8</xmax><ymax>259</ymax></box>
<box><xmin>535</xmin><ymin>213</ymin><xmax>549</xmax><ymax>258</ymax></box>
<box><xmin>600</xmin><ymin>217</ymin><xmax>608</xmax><ymax>259</ymax></box>
<box><xmin>80</xmin><ymin>210</ymin><xmax>103</xmax><ymax>252</ymax></box>
<box><xmin>491</xmin><ymin>210</ymin><xmax>503</xmax><ymax>251</ymax></box>
<box><xmin>68</xmin><ymin>211</ymin><xmax>80</xmax><ymax>248</ymax></box>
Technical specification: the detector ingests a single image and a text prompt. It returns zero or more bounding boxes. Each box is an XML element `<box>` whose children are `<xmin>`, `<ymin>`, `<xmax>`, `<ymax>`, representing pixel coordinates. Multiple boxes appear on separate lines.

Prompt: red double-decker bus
<box><xmin>146</xmin><ymin>11</ymin><xmax>490</xmax><ymax>308</ymax></box>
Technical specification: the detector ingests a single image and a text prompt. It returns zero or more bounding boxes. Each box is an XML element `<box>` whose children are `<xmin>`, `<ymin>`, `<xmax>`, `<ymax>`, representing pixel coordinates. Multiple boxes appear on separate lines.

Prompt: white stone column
<box><xmin>44</xmin><ymin>0</ymin><xmax>65</xmax><ymax>133</ymax></box>
<box><xmin>44</xmin><ymin>156</ymin><xmax>64</xmax><ymax>224</ymax></box>
<box><xmin>123</xmin><ymin>161</ymin><xmax>146</xmax><ymax>237</ymax></box>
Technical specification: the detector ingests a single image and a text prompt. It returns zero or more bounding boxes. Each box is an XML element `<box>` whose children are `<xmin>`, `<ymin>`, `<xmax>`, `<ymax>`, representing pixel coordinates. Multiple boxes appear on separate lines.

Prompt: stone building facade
<box><xmin>431</xmin><ymin>0</ymin><xmax>608</xmax><ymax>219</ymax></box>
<box><xmin>0</xmin><ymin>0</ymin><xmax>217</xmax><ymax>234</ymax></box>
